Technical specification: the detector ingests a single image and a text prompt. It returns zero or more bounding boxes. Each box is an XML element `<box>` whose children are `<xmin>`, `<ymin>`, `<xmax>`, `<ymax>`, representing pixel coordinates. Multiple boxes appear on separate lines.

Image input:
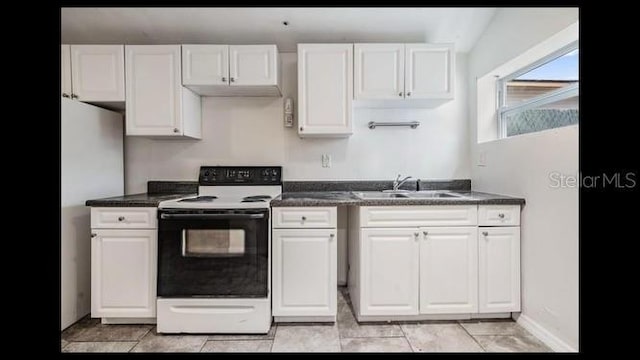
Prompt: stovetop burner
<box><xmin>243</xmin><ymin>195</ymin><xmax>272</xmax><ymax>200</ymax></box>
<box><xmin>179</xmin><ymin>196</ymin><xmax>218</xmax><ymax>203</ymax></box>
<box><xmin>241</xmin><ymin>195</ymin><xmax>272</xmax><ymax>203</ymax></box>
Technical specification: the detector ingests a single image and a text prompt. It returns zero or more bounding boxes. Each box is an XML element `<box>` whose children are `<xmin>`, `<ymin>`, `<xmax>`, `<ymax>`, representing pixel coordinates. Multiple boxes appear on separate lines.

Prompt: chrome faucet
<box><xmin>393</xmin><ymin>174</ymin><xmax>413</xmax><ymax>191</ymax></box>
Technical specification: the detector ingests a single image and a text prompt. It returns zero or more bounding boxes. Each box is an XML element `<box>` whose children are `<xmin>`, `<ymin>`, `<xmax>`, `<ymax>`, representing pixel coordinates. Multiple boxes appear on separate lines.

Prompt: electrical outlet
<box><xmin>322</xmin><ymin>154</ymin><xmax>332</xmax><ymax>168</ymax></box>
<box><xmin>478</xmin><ymin>150</ymin><xmax>487</xmax><ymax>167</ymax></box>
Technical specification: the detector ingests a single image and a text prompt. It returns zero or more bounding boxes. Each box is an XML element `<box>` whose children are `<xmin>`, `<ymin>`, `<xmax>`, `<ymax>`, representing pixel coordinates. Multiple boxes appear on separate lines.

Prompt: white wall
<box><xmin>62</xmin><ymin>99</ymin><xmax>123</xmax><ymax>330</ymax></box>
<box><xmin>468</xmin><ymin>8</ymin><xmax>579</xmax><ymax>351</ymax></box>
<box><xmin>124</xmin><ymin>52</ymin><xmax>470</xmax><ymax>193</ymax></box>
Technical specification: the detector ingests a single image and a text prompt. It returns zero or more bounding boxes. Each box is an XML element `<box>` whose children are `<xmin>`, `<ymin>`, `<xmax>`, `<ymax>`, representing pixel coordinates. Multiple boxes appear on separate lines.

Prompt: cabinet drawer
<box><xmin>360</xmin><ymin>205</ymin><xmax>477</xmax><ymax>227</ymax></box>
<box><xmin>478</xmin><ymin>205</ymin><xmax>520</xmax><ymax>226</ymax></box>
<box><xmin>91</xmin><ymin>207</ymin><xmax>158</xmax><ymax>229</ymax></box>
<box><xmin>272</xmin><ymin>207</ymin><xmax>337</xmax><ymax>229</ymax></box>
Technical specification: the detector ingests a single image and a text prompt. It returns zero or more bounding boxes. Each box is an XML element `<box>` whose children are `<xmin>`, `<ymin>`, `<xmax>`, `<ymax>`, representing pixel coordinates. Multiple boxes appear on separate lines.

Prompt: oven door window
<box><xmin>183</xmin><ymin>229</ymin><xmax>246</xmax><ymax>257</ymax></box>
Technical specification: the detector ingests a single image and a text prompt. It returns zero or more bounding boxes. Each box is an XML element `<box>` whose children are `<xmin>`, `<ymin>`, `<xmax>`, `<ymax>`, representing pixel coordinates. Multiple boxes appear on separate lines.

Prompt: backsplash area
<box><xmin>124</xmin><ymin>53</ymin><xmax>471</xmax><ymax>194</ymax></box>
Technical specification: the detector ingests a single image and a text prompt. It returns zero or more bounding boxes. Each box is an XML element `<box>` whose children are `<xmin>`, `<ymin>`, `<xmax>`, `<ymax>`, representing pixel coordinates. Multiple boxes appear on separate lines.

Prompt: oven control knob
<box><xmin>271</xmin><ymin>169</ymin><xmax>277</xmax><ymax>175</ymax></box>
<box><xmin>204</xmin><ymin>171</ymin><xmax>210</xmax><ymax>177</ymax></box>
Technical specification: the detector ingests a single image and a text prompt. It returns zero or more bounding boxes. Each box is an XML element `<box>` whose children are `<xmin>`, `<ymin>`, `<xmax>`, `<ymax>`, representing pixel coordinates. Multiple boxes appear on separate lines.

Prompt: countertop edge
<box><xmin>270</xmin><ymin>198</ymin><xmax>525</xmax><ymax>207</ymax></box>
<box><xmin>269</xmin><ymin>200</ymin><xmax>526</xmax><ymax>207</ymax></box>
<box><xmin>85</xmin><ymin>193</ymin><xmax>196</xmax><ymax>207</ymax></box>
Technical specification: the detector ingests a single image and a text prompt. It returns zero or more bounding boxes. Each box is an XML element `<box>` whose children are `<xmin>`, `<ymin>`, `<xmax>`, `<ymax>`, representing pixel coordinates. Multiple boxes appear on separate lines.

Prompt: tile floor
<box><xmin>61</xmin><ymin>287</ymin><xmax>551</xmax><ymax>353</ymax></box>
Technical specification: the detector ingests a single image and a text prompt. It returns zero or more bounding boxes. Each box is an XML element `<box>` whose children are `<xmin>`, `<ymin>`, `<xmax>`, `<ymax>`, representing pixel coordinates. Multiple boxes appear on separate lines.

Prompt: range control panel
<box><xmin>199</xmin><ymin>166</ymin><xmax>282</xmax><ymax>185</ymax></box>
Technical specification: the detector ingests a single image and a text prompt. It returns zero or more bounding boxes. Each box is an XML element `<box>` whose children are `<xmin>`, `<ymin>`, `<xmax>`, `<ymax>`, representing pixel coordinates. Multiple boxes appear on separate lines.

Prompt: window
<box><xmin>497</xmin><ymin>41</ymin><xmax>579</xmax><ymax>138</ymax></box>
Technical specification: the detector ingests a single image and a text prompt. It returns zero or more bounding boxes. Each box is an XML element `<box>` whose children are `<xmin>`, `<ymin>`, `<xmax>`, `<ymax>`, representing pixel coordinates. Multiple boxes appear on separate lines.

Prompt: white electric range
<box><xmin>156</xmin><ymin>166</ymin><xmax>282</xmax><ymax>334</ymax></box>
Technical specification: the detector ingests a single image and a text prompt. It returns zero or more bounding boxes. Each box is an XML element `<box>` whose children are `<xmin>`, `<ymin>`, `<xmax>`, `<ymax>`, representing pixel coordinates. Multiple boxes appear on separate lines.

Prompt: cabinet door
<box><xmin>61</xmin><ymin>45</ymin><xmax>72</xmax><ymax>97</ymax></box>
<box><xmin>297</xmin><ymin>44</ymin><xmax>353</xmax><ymax>137</ymax></box>
<box><xmin>70</xmin><ymin>45</ymin><xmax>125</xmax><ymax>102</ymax></box>
<box><xmin>272</xmin><ymin>229</ymin><xmax>337</xmax><ymax>317</ymax></box>
<box><xmin>229</xmin><ymin>45</ymin><xmax>278</xmax><ymax>86</ymax></box>
<box><xmin>479</xmin><ymin>227</ymin><xmax>521</xmax><ymax>313</ymax></box>
<box><xmin>125</xmin><ymin>45</ymin><xmax>182</xmax><ymax>136</ymax></box>
<box><xmin>360</xmin><ymin>228</ymin><xmax>419</xmax><ymax>316</ymax></box>
<box><xmin>91</xmin><ymin>229</ymin><xmax>156</xmax><ymax>318</ymax></box>
<box><xmin>182</xmin><ymin>44</ymin><xmax>229</xmax><ymax>85</ymax></box>
<box><xmin>405</xmin><ymin>44</ymin><xmax>454</xmax><ymax>99</ymax></box>
<box><xmin>354</xmin><ymin>44</ymin><xmax>404</xmax><ymax>99</ymax></box>
<box><xmin>419</xmin><ymin>226</ymin><xmax>477</xmax><ymax>314</ymax></box>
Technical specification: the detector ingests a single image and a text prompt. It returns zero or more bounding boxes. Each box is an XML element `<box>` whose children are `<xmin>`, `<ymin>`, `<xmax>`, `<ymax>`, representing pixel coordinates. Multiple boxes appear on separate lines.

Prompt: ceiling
<box><xmin>61</xmin><ymin>7</ymin><xmax>497</xmax><ymax>52</ymax></box>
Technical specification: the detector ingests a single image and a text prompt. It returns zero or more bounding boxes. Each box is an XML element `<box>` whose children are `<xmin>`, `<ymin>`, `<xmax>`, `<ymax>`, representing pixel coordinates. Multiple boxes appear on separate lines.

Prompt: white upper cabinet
<box><xmin>353</xmin><ymin>43</ymin><xmax>454</xmax><ymax>105</ymax></box>
<box><xmin>405</xmin><ymin>43</ymin><xmax>454</xmax><ymax>99</ymax></box>
<box><xmin>230</xmin><ymin>45</ymin><xmax>278</xmax><ymax>86</ymax></box>
<box><xmin>125</xmin><ymin>45</ymin><xmax>201</xmax><ymax>139</ymax></box>
<box><xmin>70</xmin><ymin>45</ymin><xmax>125</xmax><ymax>102</ymax></box>
<box><xmin>61</xmin><ymin>45</ymin><xmax>125</xmax><ymax>105</ymax></box>
<box><xmin>181</xmin><ymin>44</ymin><xmax>281</xmax><ymax>96</ymax></box>
<box><xmin>61</xmin><ymin>45</ymin><xmax>72</xmax><ymax>98</ymax></box>
<box><xmin>297</xmin><ymin>44</ymin><xmax>353</xmax><ymax>137</ymax></box>
<box><xmin>182</xmin><ymin>44</ymin><xmax>229</xmax><ymax>86</ymax></box>
<box><xmin>419</xmin><ymin>226</ymin><xmax>478</xmax><ymax>314</ymax></box>
<box><xmin>354</xmin><ymin>44</ymin><xmax>404</xmax><ymax>100</ymax></box>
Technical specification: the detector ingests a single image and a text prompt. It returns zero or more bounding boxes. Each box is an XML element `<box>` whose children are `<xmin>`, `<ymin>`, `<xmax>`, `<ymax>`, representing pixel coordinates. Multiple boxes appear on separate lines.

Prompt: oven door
<box><xmin>157</xmin><ymin>208</ymin><xmax>269</xmax><ymax>298</ymax></box>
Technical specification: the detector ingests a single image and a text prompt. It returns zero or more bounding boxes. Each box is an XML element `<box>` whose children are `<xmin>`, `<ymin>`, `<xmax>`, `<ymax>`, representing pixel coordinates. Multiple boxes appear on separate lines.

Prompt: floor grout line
<box><xmin>197</xmin><ymin>338</ymin><xmax>207</xmax><ymax>352</ymax></box>
<box><xmin>137</xmin><ymin>326</ymin><xmax>153</xmax><ymax>341</ymax></box>
<box><xmin>457</xmin><ymin>321</ymin><xmax>489</xmax><ymax>352</ymax></box>
<box><xmin>397</xmin><ymin>321</ymin><xmax>415</xmax><ymax>352</ymax></box>
<box><xmin>269</xmin><ymin>323</ymin><xmax>277</xmax><ymax>352</ymax></box>
<box><xmin>270</xmin><ymin>324</ymin><xmax>280</xmax><ymax>353</ymax></box>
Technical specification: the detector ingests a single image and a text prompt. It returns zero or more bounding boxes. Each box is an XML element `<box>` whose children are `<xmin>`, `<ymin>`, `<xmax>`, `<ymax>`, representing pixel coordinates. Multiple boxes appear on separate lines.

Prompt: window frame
<box><xmin>496</xmin><ymin>40</ymin><xmax>579</xmax><ymax>139</ymax></box>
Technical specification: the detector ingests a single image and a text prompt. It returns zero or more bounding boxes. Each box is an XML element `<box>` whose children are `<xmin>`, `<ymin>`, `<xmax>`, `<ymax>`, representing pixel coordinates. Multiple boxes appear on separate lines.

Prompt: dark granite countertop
<box><xmin>85</xmin><ymin>179</ymin><xmax>524</xmax><ymax>207</ymax></box>
<box><xmin>270</xmin><ymin>191</ymin><xmax>525</xmax><ymax>207</ymax></box>
<box><xmin>85</xmin><ymin>192</ymin><xmax>195</xmax><ymax>207</ymax></box>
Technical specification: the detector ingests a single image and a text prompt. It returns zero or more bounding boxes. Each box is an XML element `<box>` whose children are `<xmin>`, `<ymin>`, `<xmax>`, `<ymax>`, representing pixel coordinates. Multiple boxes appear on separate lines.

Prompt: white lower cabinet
<box><xmin>90</xmin><ymin>207</ymin><xmax>158</xmax><ymax>321</ymax></box>
<box><xmin>478</xmin><ymin>227</ymin><xmax>521</xmax><ymax>313</ymax></box>
<box><xmin>349</xmin><ymin>205</ymin><xmax>521</xmax><ymax>321</ymax></box>
<box><xmin>272</xmin><ymin>229</ymin><xmax>337</xmax><ymax>317</ymax></box>
<box><xmin>272</xmin><ymin>206</ymin><xmax>338</xmax><ymax>321</ymax></box>
<box><xmin>91</xmin><ymin>229</ymin><xmax>157</xmax><ymax>318</ymax></box>
<box><xmin>419</xmin><ymin>227</ymin><xmax>477</xmax><ymax>314</ymax></box>
<box><xmin>360</xmin><ymin>228</ymin><xmax>419</xmax><ymax>316</ymax></box>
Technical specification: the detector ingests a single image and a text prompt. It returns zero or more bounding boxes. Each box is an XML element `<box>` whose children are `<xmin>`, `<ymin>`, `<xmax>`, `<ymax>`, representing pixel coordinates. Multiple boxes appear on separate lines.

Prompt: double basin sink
<box><xmin>352</xmin><ymin>190</ymin><xmax>467</xmax><ymax>200</ymax></box>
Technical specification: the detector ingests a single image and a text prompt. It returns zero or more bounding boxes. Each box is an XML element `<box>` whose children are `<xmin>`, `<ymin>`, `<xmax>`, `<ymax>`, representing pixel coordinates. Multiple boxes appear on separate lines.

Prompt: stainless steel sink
<box><xmin>408</xmin><ymin>191</ymin><xmax>466</xmax><ymax>198</ymax></box>
<box><xmin>353</xmin><ymin>191</ymin><xmax>466</xmax><ymax>200</ymax></box>
<box><xmin>354</xmin><ymin>192</ymin><xmax>411</xmax><ymax>199</ymax></box>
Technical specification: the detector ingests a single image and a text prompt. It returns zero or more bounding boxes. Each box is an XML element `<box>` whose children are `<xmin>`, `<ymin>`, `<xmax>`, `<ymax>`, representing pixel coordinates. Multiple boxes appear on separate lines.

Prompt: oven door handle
<box><xmin>160</xmin><ymin>213</ymin><xmax>265</xmax><ymax>220</ymax></box>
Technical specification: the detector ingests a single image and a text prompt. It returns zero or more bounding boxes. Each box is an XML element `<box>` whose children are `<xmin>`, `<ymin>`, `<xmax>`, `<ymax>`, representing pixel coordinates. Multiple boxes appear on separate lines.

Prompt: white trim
<box><xmin>101</xmin><ymin>317</ymin><xmax>156</xmax><ymax>324</ymax></box>
<box><xmin>356</xmin><ymin>313</ymin><xmax>472</xmax><ymax>322</ymax></box>
<box><xmin>515</xmin><ymin>314</ymin><xmax>577</xmax><ymax>353</ymax></box>
<box><xmin>501</xmin><ymin>41</ymin><xmax>578</xmax><ymax>83</ymax></box>
<box><xmin>274</xmin><ymin>315</ymin><xmax>336</xmax><ymax>323</ymax></box>
<box><xmin>501</xmin><ymin>83</ymin><xmax>579</xmax><ymax>117</ymax></box>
